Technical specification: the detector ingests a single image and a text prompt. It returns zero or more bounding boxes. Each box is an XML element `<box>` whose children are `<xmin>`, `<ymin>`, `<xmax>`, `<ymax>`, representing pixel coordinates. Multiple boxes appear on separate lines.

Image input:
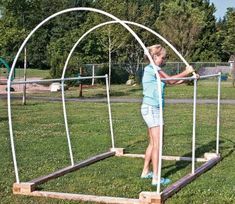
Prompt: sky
<box><xmin>210</xmin><ymin>0</ymin><xmax>235</xmax><ymax>20</ymax></box>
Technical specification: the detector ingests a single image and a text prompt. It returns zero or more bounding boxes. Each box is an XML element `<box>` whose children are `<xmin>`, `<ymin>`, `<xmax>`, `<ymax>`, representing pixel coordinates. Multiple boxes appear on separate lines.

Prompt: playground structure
<box><xmin>0</xmin><ymin>58</ymin><xmax>15</xmax><ymax>91</ymax></box>
<box><xmin>0</xmin><ymin>57</ymin><xmax>16</xmax><ymax>92</ymax></box>
<box><xmin>7</xmin><ymin>8</ymin><xmax>221</xmax><ymax>204</ymax></box>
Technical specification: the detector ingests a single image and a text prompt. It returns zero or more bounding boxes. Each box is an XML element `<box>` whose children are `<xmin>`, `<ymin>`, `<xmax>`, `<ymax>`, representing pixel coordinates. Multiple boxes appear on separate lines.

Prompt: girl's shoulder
<box><xmin>145</xmin><ymin>64</ymin><xmax>161</xmax><ymax>75</ymax></box>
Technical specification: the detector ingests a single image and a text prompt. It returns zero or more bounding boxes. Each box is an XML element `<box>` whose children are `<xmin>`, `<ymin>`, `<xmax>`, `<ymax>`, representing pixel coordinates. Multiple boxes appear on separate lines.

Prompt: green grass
<box><xmin>1</xmin><ymin>67</ymin><xmax>49</xmax><ymax>79</ymax></box>
<box><xmin>14</xmin><ymin>68</ymin><xmax>50</xmax><ymax>79</ymax></box>
<box><xmin>0</xmin><ymin>96</ymin><xmax>235</xmax><ymax>203</ymax></box>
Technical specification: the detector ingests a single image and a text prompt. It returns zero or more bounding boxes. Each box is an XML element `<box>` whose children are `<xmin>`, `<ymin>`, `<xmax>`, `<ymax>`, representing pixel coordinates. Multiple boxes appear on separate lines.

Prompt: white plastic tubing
<box><xmin>61</xmin><ymin>20</ymin><xmax>193</xmax><ymax>193</ymax></box>
<box><xmin>7</xmin><ymin>8</ymin><xmax>190</xmax><ymax>192</ymax></box>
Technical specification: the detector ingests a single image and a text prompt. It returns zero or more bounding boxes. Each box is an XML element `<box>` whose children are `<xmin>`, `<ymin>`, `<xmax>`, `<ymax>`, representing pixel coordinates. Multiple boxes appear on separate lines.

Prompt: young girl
<box><xmin>141</xmin><ymin>44</ymin><xmax>195</xmax><ymax>185</ymax></box>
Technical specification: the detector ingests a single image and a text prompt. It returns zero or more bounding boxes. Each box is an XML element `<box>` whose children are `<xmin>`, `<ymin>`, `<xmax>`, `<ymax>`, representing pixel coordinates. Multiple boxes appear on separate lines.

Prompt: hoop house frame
<box><xmin>7</xmin><ymin>8</ymin><xmax>221</xmax><ymax>204</ymax></box>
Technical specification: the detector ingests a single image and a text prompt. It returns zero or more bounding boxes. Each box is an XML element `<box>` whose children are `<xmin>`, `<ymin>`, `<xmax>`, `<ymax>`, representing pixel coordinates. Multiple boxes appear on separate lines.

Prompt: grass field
<box><xmin>0</xmin><ymin>86</ymin><xmax>235</xmax><ymax>204</ymax></box>
<box><xmin>0</xmin><ymin>68</ymin><xmax>50</xmax><ymax>79</ymax></box>
<box><xmin>14</xmin><ymin>68</ymin><xmax>50</xmax><ymax>78</ymax></box>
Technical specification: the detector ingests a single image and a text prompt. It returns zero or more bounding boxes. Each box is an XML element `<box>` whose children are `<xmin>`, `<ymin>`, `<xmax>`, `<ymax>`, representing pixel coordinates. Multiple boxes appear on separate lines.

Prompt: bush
<box><xmin>96</xmin><ymin>64</ymin><xmax>129</xmax><ymax>84</ymax></box>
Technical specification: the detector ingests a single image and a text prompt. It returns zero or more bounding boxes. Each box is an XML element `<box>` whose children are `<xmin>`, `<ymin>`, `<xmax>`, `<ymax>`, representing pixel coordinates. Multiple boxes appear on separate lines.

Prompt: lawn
<box><xmin>0</xmin><ymin>90</ymin><xmax>234</xmax><ymax>203</ymax></box>
<box><xmin>14</xmin><ymin>68</ymin><xmax>50</xmax><ymax>79</ymax></box>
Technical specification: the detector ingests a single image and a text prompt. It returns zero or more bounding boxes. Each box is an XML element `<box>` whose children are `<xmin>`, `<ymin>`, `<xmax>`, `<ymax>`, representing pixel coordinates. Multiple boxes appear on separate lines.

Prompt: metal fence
<box><xmin>81</xmin><ymin>62</ymin><xmax>231</xmax><ymax>84</ymax></box>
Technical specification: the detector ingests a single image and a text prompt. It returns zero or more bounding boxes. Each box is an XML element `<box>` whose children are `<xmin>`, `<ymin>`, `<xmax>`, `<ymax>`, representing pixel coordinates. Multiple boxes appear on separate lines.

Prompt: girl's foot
<box><xmin>141</xmin><ymin>171</ymin><xmax>153</xmax><ymax>179</ymax></box>
<box><xmin>152</xmin><ymin>177</ymin><xmax>171</xmax><ymax>186</ymax></box>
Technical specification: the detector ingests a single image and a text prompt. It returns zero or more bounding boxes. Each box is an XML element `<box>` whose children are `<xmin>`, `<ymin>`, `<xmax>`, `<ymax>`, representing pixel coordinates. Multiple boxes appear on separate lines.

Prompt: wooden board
<box><xmin>20</xmin><ymin>191</ymin><xmax>141</xmax><ymax>204</ymax></box>
<box><xmin>123</xmin><ymin>154</ymin><xmax>207</xmax><ymax>162</ymax></box>
<box><xmin>12</xmin><ymin>152</ymin><xmax>221</xmax><ymax>204</ymax></box>
<box><xmin>161</xmin><ymin>156</ymin><xmax>221</xmax><ymax>201</ymax></box>
<box><xmin>29</xmin><ymin>151</ymin><xmax>115</xmax><ymax>186</ymax></box>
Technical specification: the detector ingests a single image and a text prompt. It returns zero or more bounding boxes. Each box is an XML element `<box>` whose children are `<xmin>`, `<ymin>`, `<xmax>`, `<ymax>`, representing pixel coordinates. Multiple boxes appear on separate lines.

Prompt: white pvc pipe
<box><xmin>55</xmin><ymin>11</ymin><xmax>157</xmax><ymax>176</ymax></box>
<box><xmin>7</xmin><ymin>8</ymin><xmax>157</xmax><ymax>184</ymax></box>
<box><xmin>8</xmin><ymin>106</ymin><xmax>19</xmax><ymax>183</ymax></box>
<box><xmin>105</xmin><ymin>74</ymin><xmax>115</xmax><ymax>148</ymax></box>
<box><xmin>61</xmin><ymin>81</ymin><xmax>74</xmax><ymax>166</ymax></box>
<box><xmin>61</xmin><ymin>20</ymin><xmax>192</xmax><ymax>193</ymax></box>
<box><xmin>162</xmin><ymin>76</ymin><xmax>194</xmax><ymax>81</ymax></box>
<box><xmin>216</xmin><ymin>73</ymin><xmax>221</xmax><ymax>154</ymax></box>
<box><xmin>192</xmin><ymin>78</ymin><xmax>197</xmax><ymax>174</ymax></box>
<box><xmin>11</xmin><ymin>75</ymin><xmax>107</xmax><ymax>85</ymax></box>
<box><xmin>92</xmin><ymin>65</ymin><xmax>95</xmax><ymax>85</ymax></box>
<box><xmin>199</xmin><ymin>73</ymin><xmax>220</xmax><ymax>79</ymax></box>
<box><xmin>22</xmin><ymin>48</ymin><xmax>27</xmax><ymax>105</ymax></box>
<box><xmin>7</xmin><ymin>9</ymin><xmax>192</xmax><ymax>190</ymax></box>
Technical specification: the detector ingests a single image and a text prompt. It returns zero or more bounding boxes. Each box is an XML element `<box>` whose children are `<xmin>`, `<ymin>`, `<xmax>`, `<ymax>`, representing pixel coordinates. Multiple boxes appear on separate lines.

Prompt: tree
<box><xmin>222</xmin><ymin>8</ymin><xmax>235</xmax><ymax>57</ymax></box>
<box><xmin>92</xmin><ymin>0</ymin><xmax>162</xmax><ymax>82</ymax></box>
<box><xmin>120</xmin><ymin>1</ymin><xmax>159</xmax><ymax>77</ymax></box>
<box><xmin>190</xmin><ymin>0</ymin><xmax>220</xmax><ymax>61</ymax></box>
<box><xmin>155</xmin><ymin>0</ymin><xmax>205</xmax><ymax>61</ymax></box>
<box><xmin>216</xmin><ymin>18</ymin><xmax>228</xmax><ymax>61</ymax></box>
<box><xmin>0</xmin><ymin>13</ymin><xmax>26</xmax><ymax>65</ymax></box>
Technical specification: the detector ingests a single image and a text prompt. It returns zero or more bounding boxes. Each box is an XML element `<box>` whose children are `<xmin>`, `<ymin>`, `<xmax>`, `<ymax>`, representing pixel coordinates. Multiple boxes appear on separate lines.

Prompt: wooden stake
<box><xmin>139</xmin><ymin>192</ymin><xmax>162</xmax><ymax>204</ymax></box>
<box><xmin>13</xmin><ymin>182</ymin><xmax>35</xmax><ymax>194</ymax></box>
<box><xmin>110</xmin><ymin>148</ymin><xmax>124</xmax><ymax>156</ymax></box>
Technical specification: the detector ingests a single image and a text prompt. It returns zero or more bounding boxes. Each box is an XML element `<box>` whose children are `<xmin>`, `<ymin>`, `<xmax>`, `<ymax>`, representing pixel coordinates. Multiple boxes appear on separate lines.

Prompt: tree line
<box><xmin>0</xmin><ymin>0</ymin><xmax>234</xmax><ymax>79</ymax></box>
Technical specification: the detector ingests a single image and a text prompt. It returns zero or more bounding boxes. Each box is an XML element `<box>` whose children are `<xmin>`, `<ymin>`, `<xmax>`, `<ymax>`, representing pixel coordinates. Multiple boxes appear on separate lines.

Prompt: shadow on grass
<box><xmin>124</xmin><ymin>139</ymin><xmax>147</xmax><ymax>153</ymax></box>
<box><xmin>219</xmin><ymin>136</ymin><xmax>235</xmax><ymax>162</ymax></box>
<box><xmin>0</xmin><ymin>117</ymin><xmax>8</xmax><ymax>121</ymax></box>
<box><xmin>163</xmin><ymin>140</ymin><xmax>224</xmax><ymax>177</ymax></box>
<box><xmin>110</xmin><ymin>91</ymin><xmax>128</xmax><ymax>97</ymax></box>
<box><xmin>128</xmin><ymin>88</ymin><xmax>141</xmax><ymax>93</ymax></box>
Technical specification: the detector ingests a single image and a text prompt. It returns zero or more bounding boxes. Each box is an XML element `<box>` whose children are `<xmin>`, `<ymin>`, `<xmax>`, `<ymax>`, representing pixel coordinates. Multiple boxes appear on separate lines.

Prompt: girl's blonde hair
<box><xmin>144</xmin><ymin>44</ymin><xmax>166</xmax><ymax>62</ymax></box>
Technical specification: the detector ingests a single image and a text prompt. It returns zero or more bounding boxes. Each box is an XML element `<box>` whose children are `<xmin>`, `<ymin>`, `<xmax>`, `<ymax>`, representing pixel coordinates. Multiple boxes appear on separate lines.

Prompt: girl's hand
<box><xmin>186</xmin><ymin>66</ymin><xmax>200</xmax><ymax>79</ymax></box>
<box><xmin>186</xmin><ymin>65</ymin><xmax>195</xmax><ymax>74</ymax></box>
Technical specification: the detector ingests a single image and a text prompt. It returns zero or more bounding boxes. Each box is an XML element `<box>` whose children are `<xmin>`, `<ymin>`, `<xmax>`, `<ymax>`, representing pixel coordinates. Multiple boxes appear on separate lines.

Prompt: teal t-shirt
<box><xmin>142</xmin><ymin>64</ymin><xmax>166</xmax><ymax>107</ymax></box>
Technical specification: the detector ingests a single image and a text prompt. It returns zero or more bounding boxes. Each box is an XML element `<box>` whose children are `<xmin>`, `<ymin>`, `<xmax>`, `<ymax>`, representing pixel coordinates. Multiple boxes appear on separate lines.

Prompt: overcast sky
<box><xmin>210</xmin><ymin>0</ymin><xmax>235</xmax><ymax>20</ymax></box>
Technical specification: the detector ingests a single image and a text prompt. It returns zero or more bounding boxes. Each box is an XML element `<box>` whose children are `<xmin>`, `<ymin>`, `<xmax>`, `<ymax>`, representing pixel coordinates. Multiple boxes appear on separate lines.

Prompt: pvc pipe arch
<box><xmin>7</xmin><ymin>8</ymin><xmax>193</xmax><ymax>193</ymax></box>
<box><xmin>61</xmin><ymin>19</ymin><xmax>194</xmax><ymax>193</ymax></box>
<box><xmin>7</xmin><ymin>7</ymin><xmax>162</xmax><ymax>187</ymax></box>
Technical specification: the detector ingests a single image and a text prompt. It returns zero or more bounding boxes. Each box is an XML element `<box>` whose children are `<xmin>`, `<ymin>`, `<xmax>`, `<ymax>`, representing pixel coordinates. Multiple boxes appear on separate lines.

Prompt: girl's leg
<box><xmin>141</xmin><ymin>129</ymin><xmax>153</xmax><ymax>176</ymax></box>
<box><xmin>149</xmin><ymin>126</ymin><xmax>160</xmax><ymax>183</ymax></box>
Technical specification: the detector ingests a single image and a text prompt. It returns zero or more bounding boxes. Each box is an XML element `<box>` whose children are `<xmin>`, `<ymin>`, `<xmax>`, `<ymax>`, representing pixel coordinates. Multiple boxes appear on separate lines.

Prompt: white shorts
<box><xmin>141</xmin><ymin>104</ymin><xmax>164</xmax><ymax>128</ymax></box>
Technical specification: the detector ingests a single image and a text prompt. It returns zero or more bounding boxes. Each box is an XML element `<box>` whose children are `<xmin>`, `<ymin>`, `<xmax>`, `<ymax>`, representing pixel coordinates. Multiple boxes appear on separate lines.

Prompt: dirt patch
<box><xmin>0</xmin><ymin>77</ymin><xmax>50</xmax><ymax>94</ymax></box>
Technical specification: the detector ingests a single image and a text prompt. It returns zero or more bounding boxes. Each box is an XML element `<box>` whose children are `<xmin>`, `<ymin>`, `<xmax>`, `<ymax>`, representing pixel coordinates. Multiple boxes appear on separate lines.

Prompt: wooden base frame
<box><xmin>12</xmin><ymin>148</ymin><xmax>221</xmax><ymax>204</ymax></box>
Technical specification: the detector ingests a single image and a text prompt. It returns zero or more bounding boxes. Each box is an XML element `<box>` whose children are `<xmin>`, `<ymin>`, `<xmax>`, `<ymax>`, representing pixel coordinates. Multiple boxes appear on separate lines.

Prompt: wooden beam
<box><xmin>13</xmin><ymin>182</ymin><xmax>35</xmax><ymax>194</ymax></box>
<box><xmin>204</xmin><ymin>153</ymin><xmax>219</xmax><ymax>160</ymax></box>
<box><xmin>162</xmin><ymin>156</ymin><xmax>206</xmax><ymax>162</ymax></box>
<box><xmin>139</xmin><ymin>191</ymin><xmax>162</xmax><ymax>204</ymax></box>
<box><xmin>110</xmin><ymin>148</ymin><xmax>124</xmax><ymax>156</ymax></box>
<box><xmin>20</xmin><ymin>191</ymin><xmax>141</xmax><ymax>204</ymax></box>
<box><xmin>122</xmin><ymin>153</ymin><xmax>144</xmax><ymax>158</ymax></box>
<box><xmin>12</xmin><ymin>153</ymin><xmax>221</xmax><ymax>204</ymax></box>
<box><xmin>29</xmin><ymin>151</ymin><xmax>115</xmax><ymax>186</ymax></box>
<box><xmin>161</xmin><ymin>156</ymin><xmax>221</xmax><ymax>201</ymax></box>
<box><xmin>123</xmin><ymin>154</ymin><xmax>207</xmax><ymax>162</ymax></box>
